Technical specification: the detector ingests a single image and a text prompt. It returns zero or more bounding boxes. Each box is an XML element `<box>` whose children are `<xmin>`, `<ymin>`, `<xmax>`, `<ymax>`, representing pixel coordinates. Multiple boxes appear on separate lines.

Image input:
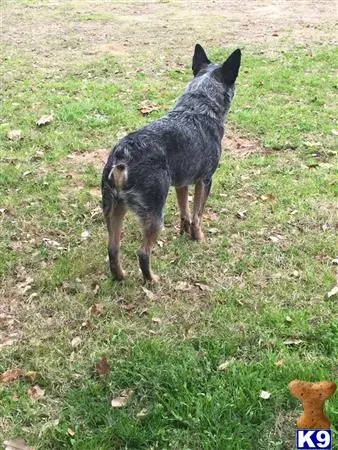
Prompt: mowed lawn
<box><xmin>1</xmin><ymin>21</ymin><xmax>338</xmax><ymax>450</ymax></box>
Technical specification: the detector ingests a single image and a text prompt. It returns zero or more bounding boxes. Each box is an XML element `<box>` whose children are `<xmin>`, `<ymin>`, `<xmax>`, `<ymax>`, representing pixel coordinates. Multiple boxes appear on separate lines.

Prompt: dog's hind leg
<box><xmin>175</xmin><ymin>186</ymin><xmax>191</xmax><ymax>235</ymax></box>
<box><xmin>191</xmin><ymin>178</ymin><xmax>212</xmax><ymax>241</ymax></box>
<box><xmin>104</xmin><ymin>202</ymin><xmax>127</xmax><ymax>280</ymax></box>
<box><xmin>138</xmin><ymin>216</ymin><xmax>162</xmax><ymax>284</ymax></box>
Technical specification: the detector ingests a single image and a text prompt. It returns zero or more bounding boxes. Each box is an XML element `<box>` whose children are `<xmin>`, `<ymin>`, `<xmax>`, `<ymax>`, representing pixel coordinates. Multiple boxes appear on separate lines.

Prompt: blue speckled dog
<box><xmin>102</xmin><ymin>44</ymin><xmax>241</xmax><ymax>283</ymax></box>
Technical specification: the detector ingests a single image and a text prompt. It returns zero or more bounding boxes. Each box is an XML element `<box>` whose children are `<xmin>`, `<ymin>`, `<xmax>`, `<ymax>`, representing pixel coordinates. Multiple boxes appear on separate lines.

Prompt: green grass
<box><xmin>1</xmin><ymin>40</ymin><xmax>337</xmax><ymax>450</ymax></box>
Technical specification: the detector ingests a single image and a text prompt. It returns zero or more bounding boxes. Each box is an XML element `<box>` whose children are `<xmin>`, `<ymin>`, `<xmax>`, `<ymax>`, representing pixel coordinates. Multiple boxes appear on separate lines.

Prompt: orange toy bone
<box><xmin>289</xmin><ymin>380</ymin><xmax>336</xmax><ymax>429</ymax></box>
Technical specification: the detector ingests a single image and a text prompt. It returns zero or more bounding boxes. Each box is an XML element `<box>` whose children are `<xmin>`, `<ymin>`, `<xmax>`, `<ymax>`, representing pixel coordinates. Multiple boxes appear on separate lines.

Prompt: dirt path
<box><xmin>2</xmin><ymin>0</ymin><xmax>337</xmax><ymax>71</ymax></box>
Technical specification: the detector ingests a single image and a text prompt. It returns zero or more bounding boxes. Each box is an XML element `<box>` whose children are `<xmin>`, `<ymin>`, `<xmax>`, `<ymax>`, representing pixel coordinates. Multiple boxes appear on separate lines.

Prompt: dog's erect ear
<box><xmin>192</xmin><ymin>44</ymin><xmax>210</xmax><ymax>76</ymax></box>
<box><xmin>220</xmin><ymin>49</ymin><xmax>241</xmax><ymax>85</ymax></box>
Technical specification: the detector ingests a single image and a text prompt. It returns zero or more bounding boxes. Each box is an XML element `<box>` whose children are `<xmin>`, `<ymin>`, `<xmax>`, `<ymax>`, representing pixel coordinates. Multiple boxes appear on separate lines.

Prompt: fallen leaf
<box><xmin>4</xmin><ymin>438</ymin><xmax>34</xmax><ymax>450</ymax></box>
<box><xmin>95</xmin><ymin>356</ymin><xmax>110</xmax><ymax>376</ymax></box>
<box><xmin>7</xmin><ymin>129</ymin><xmax>22</xmax><ymax>141</ymax></box>
<box><xmin>17</xmin><ymin>276</ymin><xmax>34</xmax><ymax>296</ymax></box>
<box><xmin>283</xmin><ymin>339</ymin><xmax>304</xmax><ymax>346</ymax></box>
<box><xmin>285</xmin><ymin>316</ymin><xmax>292</xmax><ymax>323</ymax></box>
<box><xmin>27</xmin><ymin>385</ymin><xmax>45</xmax><ymax>400</ymax></box>
<box><xmin>235</xmin><ymin>211</ymin><xmax>247</xmax><ymax>220</ymax></box>
<box><xmin>204</xmin><ymin>212</ymin><xmax>218</xmax><ymax>221</ymax></box>
<box><xmin>207</xmin><ymin>227</ymin><xmax>219</xmax><ymax>234</ymax></box>
<box><xmin>1</xmin><ymin>368</ymin><xmax>22</xmax><ymax>383</ymax></box>
<box><xmin>331</xmin><ymin>258</ymin><xmax>338</xmax><ymax>265</ymax></box>
<box><xmin>275</xmin><ymin>359</ymin><xmax>284</xmax><ymax>368</ymax></box>
<box><xmin>24</xmin><ymin>371</ymin><xmax>40</xmax><ymax>383</ymax></box>
<box><xmin>88</xmin><ymin>303</ymin><xmax>103</xmax><ymax>316</ymax></box>
<box><xmin>71</xmin><ymin>336</ymin><xmax>82</xmax><ymax>348</ymax></box>
<box><xmin>260</xmin><ymin>194</ymin><xmax>276</xmax><ymax>202</ymax></box>
<box><xmin>331</xmin><ymin>129</ymin><xmax>338</xmax><ymax>136</ymax></box>
<box><xmin>111</xmin><ymin>389</ymin><xmax>134</xmax><ymax>407</ymax></box>
<box><xmin>92</xmin><ymin>284</ymin><xmax>100</xmax><ymax>295</ymax></box>
<box><xmin>327</xmin><ymin>286</ymin><xmax>338</xmax><ymax>298</ymax></box>
<box><xmin>217</xmin><ymin>358</ymin><xmax>235</xmax><ymax>371</ymax></box>
<box><xmin>141</xmin><ymin>287</ymin><xmax>156</xmax><ymax>300</ymax></box>
<box><xmin>260</xmin><ymin>390</ymin><xmax>271</xmax><ymax>399</ymax></box>
<box><xmin>37</xmin><ymin>115</ymin><xmax>53</xmax><ymax>126</ymax></box>
<box><xmin>268</xmin><ymin>235</ymin><xmax>280</xmax><ymax>244</ymax></box>
<box><xmin>67</xmin><ymin>428</ymin><xmax>75</xmax><ymax>437</ymax></box>
<box><xmin>138</xmin><ymin>100</ymin><xmax>159</xmax><ymax>115</ymax></box>
<box><xmin>136</xmin><ymin>408</ymin><xmax>148</xmax><ymax>417</ymax></box>
<box><xmin>157</xmin><ymin>240</ymin><xmax>164</xmax><ymax>248</ymax></box>
<box><xmin>174</xmin><ymin>281</ymin><xmax>193</xmax><ymax>292</ymax></box>
<box><xmin>152</xmin><ymin>317</ymin><xmax>162</xmax><ymax>324</ymax></box>
<box><xmin>194</xmin><ymin>282</ymin><xmax>211</xmax><ymax>292</ymax></box>
<box><xmin>80</xmin><ymin>230</ymin><xmax>90</xmax><ymax>240</ymax></box>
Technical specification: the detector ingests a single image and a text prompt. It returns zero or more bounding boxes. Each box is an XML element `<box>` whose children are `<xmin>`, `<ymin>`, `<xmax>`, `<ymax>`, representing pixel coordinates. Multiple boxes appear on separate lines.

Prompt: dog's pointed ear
<box><xmin>192</xmin><ymin>44</ymin><xmax>210</xmax><ymax>76</ymax></box>
<box><xmin>220</xmin><ymin>49</ymin><xmax>241</xmax><ymax>85</ymax></box>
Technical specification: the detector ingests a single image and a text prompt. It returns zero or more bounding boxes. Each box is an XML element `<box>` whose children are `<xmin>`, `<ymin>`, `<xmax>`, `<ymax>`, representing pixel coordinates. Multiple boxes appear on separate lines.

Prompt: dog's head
<box><xmin>189</xmin><ymin>44</ymin><xmax>241</xmax><ymax>108</ymax></box>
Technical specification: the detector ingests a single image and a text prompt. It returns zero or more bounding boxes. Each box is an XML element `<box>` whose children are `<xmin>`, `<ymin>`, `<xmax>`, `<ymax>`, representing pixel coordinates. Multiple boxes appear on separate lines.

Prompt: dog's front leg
<box><xmin>175</xmin><ymin>186</ymin><xmax>191</xmax><ymax>235</ymax></box>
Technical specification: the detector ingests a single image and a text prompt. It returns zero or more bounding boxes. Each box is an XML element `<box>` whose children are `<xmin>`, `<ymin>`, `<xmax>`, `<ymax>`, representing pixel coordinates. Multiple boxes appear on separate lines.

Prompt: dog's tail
<box><xmin>108</xmin><ymin>162</ymin><xmax>128</xmax><ymax>190</ymax></box>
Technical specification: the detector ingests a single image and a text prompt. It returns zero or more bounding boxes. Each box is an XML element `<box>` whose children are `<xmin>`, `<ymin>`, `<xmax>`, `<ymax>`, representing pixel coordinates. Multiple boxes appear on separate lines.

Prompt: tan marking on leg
<box><xmin>105</xmin><ymin>203</ymin><xmax>127</xmax><ymax>280</ymax></box>
<box><xmin>191</xmin><ymin>180</ymin><xmax>205</xmax><ymax>241</ymax></box>
<box><xmin>175</xmin><ymin>185</ymin><xmax>191</xmax><ymax>235</ymax></box>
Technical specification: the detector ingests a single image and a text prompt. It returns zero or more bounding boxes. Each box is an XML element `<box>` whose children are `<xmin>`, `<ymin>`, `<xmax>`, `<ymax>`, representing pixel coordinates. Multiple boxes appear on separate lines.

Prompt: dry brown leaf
<box><xmin>207</xmin><ymin>227</ymin><xmax>219</xmax><ymax>234</ymax></box>
<box><xmin>275</xmin><ymin>359</ymin><xmax>284</xmax><ymax>368</ymax></box>
<box><xmin>260</xmin><ymin>390</ymin><xmax>271</xmax><ymax>399</ymax></box>
<box><xmin>67</xmin><ymin>428</ymin><xmax>75</xmax><ymax>437</ymax></box>
<box><xmin>1</xmin><ymin>368</ymin><xmax>23</xmax><ymax>383</ymax></box>
<box><xmin>71</xmin><ymin>336</ymin><xmax>82</xmax><ymax>348</ymax></box>
<box><xmin>138</xmin><ymin>100</ymin><xmax>159</xmax><ymax>115</ymax></box>
<box><xmin>95</xmin><ymin>356</ymin><xmax>110</xmax><ymax>376</ymax></box>
<box><xmin>204</xmin><ymin>212</ymin><xmax>218</xmax><ymax>221</ymax></box>
<box><xmin>80</xmin><ymin>229</ymin><xmax>90</xmax><ymax>240</ymax></box>
<box><xmin>217</xmin><ymin>358</ymin><xmax>235</xmax><ymax>371</ymax></box>
<box><xmin>92</xmin><ymin>284</ymin><xmax>100</xmax><ymax>296</ymax></box>
<box><xmin>111</xmin><ymin>389</ymin><xmax>134</xmax><ymax>407</ymax></box>
<box><xmin>152</xmin><ymin>317</ymin><xmax>162</xmax><ymax>324</ymax></box>
<box><xmin>4</xmin><ymin>438</ymin><xmax>34</xmax><ymax>450</ymax></box>
<box><xmin>174</xmin><ymin>281</ymin><xmax>193</xmax><ymax>291</ymax></box>
<box><xmin>27</xmin><ymin>385</ymin><xmax>45</xmax><ymax>400</ymax></box>
<box><xmin>194</xmin><ymin>283</ymin><xmax>211</xmax><ymax>292</ymax></box>
<box><xmin>141</xmin><ymin>287</ymin><xmax>156</xmax><ymax>300</ymax></box>
<box><xmin>235</xmin><ymin>210</ymin><xmax>247</xmax><ymax>220</ymax></box>
<box><xmin>24</xmin><ymin>371</ymin><xmax>40</xmax><ymax>383</ymax></box>
<box><xmin>268</xmin><ymin>235</ymin><xmax>280</xmax><ymax>244</ymax></box>
<box><xmin>283</xmin><ymin>339</ymin><xmax>304</xmax><ymax>346</ymax></box>
<box><xmin>17</xmin><ymin>276</ymin><xmax>34</xmax><ymax>296</ymax></box>
<box><xmin>327</xmin><ymin>285</ymin><xmax>338</xmax><ymax>298</ymax></box>
<box><xmin>260</xmin><ymin>194</ymin><xmax>276</xmax><ymax>202</ymax></box>
<box><xmin>136</xmin><ymin>408</ymin><xmax>148</xmax><ymax>417</ymax></box>
<box><xmin>37</xmin><ymin>115</ymin><xmax>53</xmax><ymax>126</ymax></box>
<box><xmin>88</xmin><ymin>303</ymin><xmax>103</xmax><ymax>316</ymax></box>
<box><xmin>7</xmin><ymin>129</ymin><xmax>22</xmax><ymax>141</ymax></box>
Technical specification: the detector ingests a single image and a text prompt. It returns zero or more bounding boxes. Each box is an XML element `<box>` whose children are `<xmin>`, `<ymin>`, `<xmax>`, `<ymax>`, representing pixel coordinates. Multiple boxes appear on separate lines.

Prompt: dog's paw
<box><xmin>191</xmin><ymin>226</ymin><xmax>204</xmax><ymax>241</ymax></box>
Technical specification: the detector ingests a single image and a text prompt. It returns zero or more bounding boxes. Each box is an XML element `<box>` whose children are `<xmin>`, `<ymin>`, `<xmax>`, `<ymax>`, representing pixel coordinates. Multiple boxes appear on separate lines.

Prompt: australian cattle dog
<box><xmin>102</xmin><ymin>44</ymin><xmax>241</xmax><ymax>283</ymax></box>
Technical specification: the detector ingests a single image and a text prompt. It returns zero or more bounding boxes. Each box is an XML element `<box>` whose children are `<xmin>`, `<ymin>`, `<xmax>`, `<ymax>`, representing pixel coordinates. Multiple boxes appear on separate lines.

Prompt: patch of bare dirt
<box><xmin>2</xmin><ymin>0</ymin><xmax>337</xmax><ymax>71</ymax></box>
<box><xmin>66</xmin><ymin>148</ymin><xmax>109</xmax><ymax>170</ymax></box>
<box><xmin>222</xmin><ymin>130</ymin><xmax>265</xmax><ymax>157</ymax></box>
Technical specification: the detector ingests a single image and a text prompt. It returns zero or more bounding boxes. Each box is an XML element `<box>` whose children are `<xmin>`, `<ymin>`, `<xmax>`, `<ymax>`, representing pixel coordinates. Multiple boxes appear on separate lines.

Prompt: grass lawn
<box><xmin>1</xmin><ymin>12</ymin><xmax>337</xmax><ymax>449</ymax></box>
